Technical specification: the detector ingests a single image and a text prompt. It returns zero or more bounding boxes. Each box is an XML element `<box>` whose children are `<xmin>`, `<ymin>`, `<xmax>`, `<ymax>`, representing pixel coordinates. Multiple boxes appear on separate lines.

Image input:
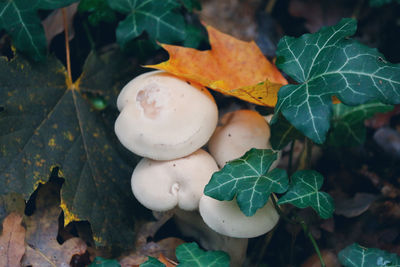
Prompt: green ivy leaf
<box><xmin>328</xmin><ymin>102</ymin><xmax>393</xmax><ymax>146</ymax></box>
<box><xmin>0</xmin><ymin>51</ymin><xmax>150</xmax><ymax>248</ymax></box>
<box><xmin>180</xmin><ymin>0</ymin><xmax>201</xmax><ymax>11</ymax></box>
<box><xmin>107</xmin><ymin>0</ymin><xmax>186</xmax><ymax>47</ymax></box>
<box><xmin>0</xmin><ymin>0</ymin><xmax>79</xmax><ymax>61</ymax></box>
<box><xmin>36</xmin><ymin>0</ymin><xmax>79</xmax><ymax>9</ymax></box>
<box><xmin>204</xmin><ymin>148</ymin><xmax>288</xmax><ymax>216</ymax></box>
<box><xmin>270</xmin><ymin>114</ymin><xmax>303</xmax><ymax>150</ymax></box>
<box><xmin>183</xmin><ymin>24</ymin><xmax>206</xmax><ymax>49</ymax></box>
<box><xmin>339</xmin><ymin>243</ymin><xmax>400</xmax><ymax>267</ymax></box>
<box><xmin>89</xmin><ymin>257</ymin><xmax>121</xmax><ymax>267</ymax></box>
<box><xmin>274</xmin><ymin>18</ymin><xmax>400</xmax><ymax>144</ymax></box>
<box><xmin>140</xmin><ymin>257</ymin><xmax>165</xmax><ymax>267</ymax></box>
<box><xmin>176</xmin><ymin>242</ymin><xmax>230</xmax><ymax>267</ymax></box>
<box><xmin>369</xmin><ymin>0</ymin><xmax>400</xmax><ymax>7</ymax></box>
<box><xmin>278</xmin><ymin>170</ymin><xmax>334</xmax><ymax>219</ymax></box>
<box><xmin>78</xmin><ymin>0</ymin><xmax>116</xmax><ymax>26</ymax></box>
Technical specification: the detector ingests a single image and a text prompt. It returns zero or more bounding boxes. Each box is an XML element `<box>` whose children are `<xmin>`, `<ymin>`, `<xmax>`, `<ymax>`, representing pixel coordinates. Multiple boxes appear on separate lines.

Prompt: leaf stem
<box><xmin>300</xmin><ymin>220</ymin><xmax>326</xmax><ymax>267</ymax></box>
<box><xmin>272</xmin><ymin>195</ymin><xmax>326</xmax><ymax>267</ymax></box>
<box><xmin>62</xmin><ymin>8</ymin><xmax>73</xmax><ymax>87</ymax></box>
<box><xmin>271</xmin><ymin>195</ymin><xmax>295</xmax><ymax>225</ymax></box>
<box><xmin>298</xmin><ymin>138</ymin><xmax>313</xmax><ymax>169</ymax></box>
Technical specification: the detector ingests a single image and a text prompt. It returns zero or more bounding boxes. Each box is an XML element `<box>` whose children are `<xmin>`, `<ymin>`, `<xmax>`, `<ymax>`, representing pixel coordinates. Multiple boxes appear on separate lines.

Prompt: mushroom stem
<box><xmin>173</xmin><ymin>209</ymin><xmax>248</xmax><ymax>267</ymax></box>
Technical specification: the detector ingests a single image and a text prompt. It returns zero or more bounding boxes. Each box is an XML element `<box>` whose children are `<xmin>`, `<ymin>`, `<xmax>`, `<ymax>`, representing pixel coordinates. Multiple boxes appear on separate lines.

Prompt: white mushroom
<box><xmin>115</xmin><ymin>70</ymin><xmax>218</xmax><ymax>160</ymax></box>
<box><xmin>199</xmin><ymin>195</ymin><xmax>279</xmax><ymax>238</ymax></box>
<box><xmin>131</xmin><ymin>149</ymin><xmax>219</xmax><ymax>211</ymax></box>
<box><xmin>208</xmin><ymin>109</ymin><xmax>273</xmax><ymax>168</ymax></box>
<box><xmin>174</xmin><ymin>209</ymin><xmax>248</xmax><ymax>267</ymax></box>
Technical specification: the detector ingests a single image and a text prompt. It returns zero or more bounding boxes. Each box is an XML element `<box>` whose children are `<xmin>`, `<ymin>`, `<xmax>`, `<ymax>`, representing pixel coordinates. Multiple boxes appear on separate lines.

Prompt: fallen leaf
<box><xmin>119</xmin><ymin>237</ymin><xmax>184</xmax><ymax>266</ymax></box>
<box><xmin>335</xmin><ymin>193</ymin><xmax>377</xmax><ymax>218</ymax></box>
<box><xmin>199</xmin><ymin>0</ymin><xmax>261</xmax><ymax>41</ymax></box>
<box><xmin>42</xmin><ymin>3</ymin><xmax>78</xmax><ymax>46</ymax></box>
<box><xmin>21</xmin><ymin>181</ymin><xmax>87</xmax><ymax>267</ymax></box>
<box><xmin>0</xmin><ymin>213</ymin><xmax>26</xmax><ymax>267</ymax></box>
<box><xmin>0</xmin><ymin>193</ymin><xmax>25</xmax><ymax>230</ymax></box>
<box><xmin>158</xmin><ymin>254</ymin><xmax>177</xmax><ymax>267</ymax></box>
<box><xmin>301</xmin><ymin>250</ymin><xmax>340</xmax><ymax>267</ymax></box>
<box><xmin>147</xmin><ymin>25</ymin><xmax>287</xmax><ymax>107</ymax></box>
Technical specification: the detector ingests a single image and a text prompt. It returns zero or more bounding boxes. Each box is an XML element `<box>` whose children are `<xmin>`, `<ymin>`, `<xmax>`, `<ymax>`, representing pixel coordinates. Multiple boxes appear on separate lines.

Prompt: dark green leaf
<box><xmin>270</xmin><ymin>114</ymin><xmax>303</xmax><ymax>150</ymax></box>
<box><xmin>278</xmin><ymin>170</ymin><xmax>334</xmax><ymax>219</ymax></box>
<box><xmin>0</xmin><ymin>52</ymin><xmax>149</xmax><ymax>248</ymax></box>
<box><xmin>176</xmin><ymin>242</ymin><xmax>230</xmax><ymax>267</ymax></box>
<box><xmin>78</xmin><ymin>0</ymin><xmax>116</xmax><ymax>26</ymax></box>
<box><xmin>37</xmin><ymin>0</ymin><xmax>79</xmax><ymax>9</ymax></box>
<box><xmin>328</xmin><ymin>102</ymin><xmax>393</xmax><ymax>146</ymax></box>
<box><xmin>204</xmin><ymin>149</ymin><xmax>288</xmax><ymax>216</ymax></box>
<box><xmin>0</xmin><ymin>0</ymin><xmax>46</xmax><ymax>61</ymax></box>
<box><xmin>180</xmin><ymin>0</ymin><xmax>201</xmax><ymax>11</ymax></box>
<box><xmin>274</xmin><ymin>18</ymin><xmax>400</xmax><ymax>144</ymax></box>
<box><xmin>369</xmin><ymin>0</ymin><xmax>400</xmax><ymax>7</ymax></box>
<box><xmin>0</xmin><ymin>0</ymin><xmax>79</xmax><ymax>60</ymax></box>
<box><xmin>89</xmin><ymin>257</ymin><xmax>121</xmax><ymax>267</ymax></box>
<box><xmin>107</xmin><ymin>0</ymin><xmax>186</xmax><ymax>47</ymax></box>
<box><xmin>140</xmin><ymin>257</ymin><xmax>165</xmax><ymax>267</ymax></box>
<box><xmin>339</xmin><ymin>243</ymin><xmax>400</xmax><ymax>267</ymax></box>
<box><xmin>183</xmin><ymin>24</ymin><xmax>207</xmax><ymax>48</ymax></box>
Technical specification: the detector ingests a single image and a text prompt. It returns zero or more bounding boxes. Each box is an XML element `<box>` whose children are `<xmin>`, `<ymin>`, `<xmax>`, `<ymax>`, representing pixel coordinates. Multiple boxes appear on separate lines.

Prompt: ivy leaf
<box><xmin>78</xmin><ymin>0</ymin><xmax>116</xmax><ymax>26</ymax></box>
<box><xmin>107</xmin><ymin>0</ymin><xmax>186</xmax><ymax>47</ymax></box>
<box><xmin>328</xmin><ymin>102</ymin><xmax>393</xmax><ymax>146</ymax></box>
<box><xmin>274</xmin><ymin>18</ymin><xmax>400</xmax><ymax>144</ymax></box>
<box><xmin>204</xmin><ymin>149</ymin><xmax>288</xmax><ymax>216</ymax></box>
<box><xmin>0</xmin><ymin>51</ymin><xmax>150</xmax><ymax>248</ymax></box>
<box><xmin>369</xmin><ymin>0</ymin><xmax>400</xmax><ymax>7</ymax></box>
<box><xmin>176</xmin><ymin>242</ymin><xmax>230</xmax><ymax>267</ymax></box>
<box><xmin>278</xmin><ymin>170</ymin><xmax>334</xmax><ymax>219</ymax></box>
<box><xmin>180</xmin><ymin>0</ymin><xmax>201</xmax><ymax>11</ymax></box>
<box><xmin>339</xmin><ymin>243</ymin><xmax>400</xmax><ymax>267</ymax></box>
<box><xmin>89</xmin><ymin>257</ymin><xmax>121</xmax><ymax>267</ymax></box>
<box><xmin>270</xmin><ymin>114</ymin><xmax>303</xmax><ymax>150</ymax></box>
<box><xmin>0</xmin><ymin>0</ymin><xmax>79</xmax><ymax>60</ymax></box>
<box><xmin>36</xmin><ymin>0</ymin><xmax>79</xmax><ymax>9</ymax></box>
<box><xmin>140</xmin><ymin>257</ymin><xmax>165</xmax><ymax>267</ymax></box>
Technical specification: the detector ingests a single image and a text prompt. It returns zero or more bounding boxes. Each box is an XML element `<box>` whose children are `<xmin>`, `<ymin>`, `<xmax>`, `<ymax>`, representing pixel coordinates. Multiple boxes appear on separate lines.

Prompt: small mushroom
<box><xmin>131</xmin><ymin>149</ymin><xmax>219</xmax><ymax>211</ymax></box>
<box><xmin>208</xmin><ymin>109</ymin><xmax>272</xmax><ymax>168</ymax></box>
<box><xmin>199</xmin><ymin>195</ymin><xmax>279</xmax><ymax>238</ymax></box>
<box><xmin>115</xmin><ymin>70</ymin><xmax>218</xmax><ymax>160</ymax></box>
<box><xmin>174</xmin><ymin>209</ymin><xmax>248</xmax><ymax>267</ymax></box>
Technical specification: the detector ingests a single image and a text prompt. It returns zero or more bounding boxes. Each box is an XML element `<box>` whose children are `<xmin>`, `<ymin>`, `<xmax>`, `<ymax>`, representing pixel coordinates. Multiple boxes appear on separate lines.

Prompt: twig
<box><xmin>62</xmin><ymin>8</ymin><xmax>73</xmax><ymax>88</ymax></box>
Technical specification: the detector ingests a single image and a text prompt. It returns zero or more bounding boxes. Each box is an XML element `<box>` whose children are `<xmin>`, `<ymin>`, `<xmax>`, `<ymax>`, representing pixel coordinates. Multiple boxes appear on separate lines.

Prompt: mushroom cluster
<box><xmin>115</xmin><ymin>71</ymin><xmax>280</xmax><ymax>265</ymax></box>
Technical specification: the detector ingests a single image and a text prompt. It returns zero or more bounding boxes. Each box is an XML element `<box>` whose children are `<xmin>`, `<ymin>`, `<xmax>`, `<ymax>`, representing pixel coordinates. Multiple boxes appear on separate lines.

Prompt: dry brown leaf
<box><xmin>42</xmin><ymin>3</ymin><xmax>78</xmax><ymax>46</ymax></box>
<box><xmin>0</xmin><ymin>213</ymin><xmax>26</xmax><ymax>267</ymax></box>
<box><xmin>119</xmin><ymin>237</ymin><xmax>184</xmax><ymax>267</ymax></box>
<box><xmin>147</xmin><ymin>25</ymin><xmax>287</xmax><ymax>107</ymax></box>
<box><xmin>158</xmin><ymin>253</ymin><xmax>177</xmax><ymax>267</ymax></box>
<box><xmin>21</xmin><ymin>182</ymin><xmax>87</xmax><ymax>267</ymax></box>
<box><xmin>301</xmin><ymin>250</ymin><xmax>340</xmax><ymax>267</ymax></box>
<box><xmin>199</xmin><ymin>0</ymin><xmax>261</xmax><ymax>41</ymax></box>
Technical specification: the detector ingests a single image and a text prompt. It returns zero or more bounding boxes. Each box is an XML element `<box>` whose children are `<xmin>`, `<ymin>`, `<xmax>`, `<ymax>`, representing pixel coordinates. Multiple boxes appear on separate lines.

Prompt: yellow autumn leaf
<box><xmin>146</xmin><ymin>25</ymin><xmax>287</xmax><ymax>107</ymax></box>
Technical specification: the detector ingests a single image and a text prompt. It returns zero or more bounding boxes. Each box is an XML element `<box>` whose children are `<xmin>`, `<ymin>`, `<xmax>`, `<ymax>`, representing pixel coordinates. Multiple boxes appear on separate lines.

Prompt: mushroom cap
<box><xmin>208</xmin><ymin>110</ymin><xmax>271</xmax><ymax>167</ymax></box>
<box><xmin>131</xmin><ymin>149</ymin><xmax>219</xmax><ymax>211</ymax></box>
<box><xmin>115</xmin><ymin>70</ymin><xmax>218</xmax><ymax>160</ymax></box>
<box><xmin>199</xmin><ymin>195</ymin><xmax>279</xmax><ymax>238</ymax></box>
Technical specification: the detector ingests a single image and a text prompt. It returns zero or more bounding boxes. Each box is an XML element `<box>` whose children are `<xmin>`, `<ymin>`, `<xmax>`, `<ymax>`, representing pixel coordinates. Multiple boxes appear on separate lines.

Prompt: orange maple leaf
<box><xmin>146</xmin><ymin>25</ymin><xmax>288</xmax><ymax>107</ymax></box>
